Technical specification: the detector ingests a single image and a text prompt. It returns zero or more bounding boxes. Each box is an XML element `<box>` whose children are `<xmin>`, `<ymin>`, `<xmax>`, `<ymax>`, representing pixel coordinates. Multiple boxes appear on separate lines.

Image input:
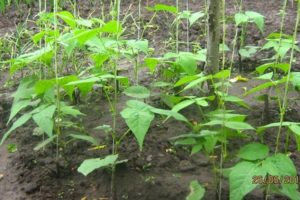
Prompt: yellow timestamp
<box><xmin>252</xmin><ymin>175</ymin><xmax>299</xmax><ymax>184</ymax></box>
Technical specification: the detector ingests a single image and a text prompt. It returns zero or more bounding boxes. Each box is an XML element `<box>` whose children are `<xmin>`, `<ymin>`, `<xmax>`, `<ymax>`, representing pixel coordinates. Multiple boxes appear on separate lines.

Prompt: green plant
<box><xmin>227</xmin><ymin>143</ymin><xmax>300</xmax><ymax>200</ymax></box>
<box><xmin>234</xmin><ymin>10</ymin><xmax>265</xmax><ymax>71</ymax></box>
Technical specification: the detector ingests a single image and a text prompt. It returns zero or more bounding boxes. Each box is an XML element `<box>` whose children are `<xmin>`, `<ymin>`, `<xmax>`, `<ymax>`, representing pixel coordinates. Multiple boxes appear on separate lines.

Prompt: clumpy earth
<box><xmin>1</xmin><ymin>0</ymin><xmax>300</xmax><ymax>200</ymax></box>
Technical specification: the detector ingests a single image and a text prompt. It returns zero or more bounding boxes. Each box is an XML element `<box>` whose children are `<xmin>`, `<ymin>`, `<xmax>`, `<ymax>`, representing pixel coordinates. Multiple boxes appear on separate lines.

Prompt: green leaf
<box><xmin>175</xmin><ymin>138</ymin><xmax>197</xmax><ymax>145</ymax></box>
<box><xmin>234</xmin><ymin>13</ymin><xmax>249</xmax><ymax>26</ymax></box>
<box><xmin>150</xmin><ymin>107</ymin><xmax>188</xmax><ymax>122</ymax></box>
<box><xmin>175</xmin><ymin>74</ymin><xmax>201</xmax><ymax>87</ymax></box>
<box><xmin>32</xmin><ymin>105</ymin><xmax>56</xmax><ymax>137</ymax></box>
<box><xmin>172</xmin><ymin>99</ymin><xmax>195</xmax><ymax>112</ymax></box>
<box><xmin>183</xmin><ymin>76</ymin><xmax>211</xmax><ymax>91</ymax></box>
<box><xmin>72</xmin><ymin>29</ymin><xmax>99</xmax><ymax>45</ymax></box>
<box><xmin>289</xmin><ymin>125</ymin><xmax>300</xmax><ymax>136</ymax></box>
<box><xmin>61</xmin><ymin>105</ymin><xmax>85</xmax><ymax>117</ymax></box>
<box><xmin>203</xmin><ymin>120</ymin><xmax>254</xmax><ymax>130</ymax></box>
<box><xmin>150</xmin><ymin>81</ymin><xmax>172</xmax><ymax>88</ymax></box>
<box><xmin>121</xmin><ymin>102</ymin><xmax>154</xmax><ymax>150</ymax></box>
<box><xmin>1</xmin><ymin>113</ymin><xmax>32</xmax><ymax>145</ymax></box>
<box><xmin>230</xmin><ymin>161</ymin><xmax>266</xmax><ymax>200</ymax></box>
<box><xmin>144</xmin><ymin>58</ymin><xmax>159</xmax><ymax>73</ymax></box>
<box><xmin>256</xmin><ymin>63</ymin><xmax>290</xmax><ymax>75</ymax></box>
<box><xmin>123</xmin><ymin>85</ymin><xmax>151</xmax><ymax>99</ymax></box>
<box><xmin>176</xmin><ymin>54</ymin><xmax>197</xmax><ymax>75</ymax></box>
<box><xmin>147</xmin><ymin>4</ymin><xmax>178</xmax><ymax>14</ymax></box>
<box><xmin>7</xmin><ymin>143</ymin><xmax>18</xmax><ymax>153</ymax></box>
<box><xmin>189</xmin><ymin>12</ymin><xmax>205</xmax><ymax>26</ymax></box>
<box><xmin>35</xmin><ymin>79</ymin><xmax>55</xmax><ymax>95</ymax></box>
<box><xmin>34</xmin><ymin>135</ymin><xmax>57</xmax><ymax>151</ymax></box>
<box><xmin>57</xmin><ymin>11</ymin><xmax>76</xmax><ymax>28</ymax></box>
<box><xmin>8</xmin><ymin>99</ymin><xmax>31</xmax><ymax>124</ymax></box>
<box><xmin>224</xmin><ymin>121</ymin><xmax>254</xmax><ymax>130</ymax></box>
<box><xmin>258</xmin><ymin>122</ymin><xmax>300</xmax><ymax>134</ymax></box>
<box><xmin>213</xmin><ymin>70</ymin><xmax>230</xmax><ymax>79</ymax></box>
<box><xmin>76</xmin><ymin>18</ymin><xmax>93</xmax><ymax>27</ymax></box>
<box><xmin>78</xmin><ymin>154</ymin><xmax>118</xmax><ymax>176</ymax></box>
<box><xmin>262</xmin><ymin>154</ymin><xmax>300</xmax><ymax>200</ymax></box>
<box><xmin>245</xmin><ymin>11</ymin><xmax>264</xmax><ymax>32</ymax></box>
<box><xmin>127</xmin><ymin>39</ymin><xmax>149</xmax><ymax>54</ymax></box>
<box><xmin>244</xmin><ymin>81</ymin><xmax>275</xmax><ymax>95</ymax></box>
<box><xmin>238</xmin><ymin>143</ymin><xmax>269</xmax><ymax>161</ymax></box>
<box><xmin>100</xmin><ymin>20</ymin><xmax>122</xmax><ymax>34</ymax></box>
<box><xmin>69</xmin><ymin>134</ymin><xmax>99</xmax><ymax>146</ymax></box>
<box><xmin>223</xmin><ymin>95</ymin><xmax>249</xmax><ymax>109</ymax></box>
<box><xmin>186</xmin><ymin>180</ymin><xmax>205</xmax><ymax>200</ymax></box>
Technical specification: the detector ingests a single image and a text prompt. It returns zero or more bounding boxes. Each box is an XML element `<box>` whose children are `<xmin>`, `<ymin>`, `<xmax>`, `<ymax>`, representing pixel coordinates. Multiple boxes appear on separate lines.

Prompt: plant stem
<box><xmin>110</xmin><ymin>1</ymin><xmax>121</xmax><ymax>199</ymax></box>
<box><xmin>176</xmin><ymin>0</ymin><xmax>179</xmax><ymax>53</ymax></box>
<box><xmin>275</xmin><ymin>0</ymin><xmax>300</xmax><ymax>154</ymax></box>
<box><xmin>186</xmin><ymin>0</ymin><xmax>189</xmax><ymax>51</ymax></box>
<box><xmin>53</xmin><ymin>0</ymin><xmax>61</xmax><ymax>176</ymax></box>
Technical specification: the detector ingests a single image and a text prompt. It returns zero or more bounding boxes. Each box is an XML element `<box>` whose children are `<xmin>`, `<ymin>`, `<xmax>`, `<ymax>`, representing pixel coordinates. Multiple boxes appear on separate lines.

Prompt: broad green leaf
<box><xmin>123</xmin><ymin>85</ymin><xmax>150</xmax><ymax>99</ymax></box>
<box><xmin>245</xmin><ymin>11</ymin><xmax>264</xmax><ymax>32</ymax></box>
<box><xmin>121</xmin><ymin>103</ymin><xmax>154</xmax><ymax>150</ymax></box>
<box><xmin>9</xmin><ymin>46</ymin><xmax>53</xmax><ymax>75</ymax></box>
<box><xmin>186</xmin><ymin>180</ymin><xmax>205</xmax><ymax>200</ymax></box>
<box><xmin>195</xmin><ymin>98</ymin><xmax>209</xmax><ymax>107</ymax></box>
<box><xmin>175</xmin><ymin>138</ymin><xmax>197</xmax><ymax>145</ymax></box>
<box><xmin>244</xmin><ymin>81</ymin><xmax>275</xmax><ymax>96</ymax></box>
<box><xmin>214</xmin><ymin>70</ymin><xmax>230</xmax><ymax>79</ymax></box>
<box><xmin>61</xmin><ymin>105</ymin><xmax>85</xmax><ymax>117</ymax></box>
<box><xmin>183</xmin><ymin>76</ymin><xmax>211</xmax><ymax>91</ymax></box>
<box><xmin>147</xmin><ymin>4</ymin><xmax>178</xmax><ymax>14</ymax></box>
<box><xmin>223</xmin><ymin>95</ymin><xmax>249</xmax><ymax>109</ymax></box>
<box><xmin>172</xmin><ymin>99</ymin><xmax>195</xmax><ymax>112</ymax></box>
<box><xmin>175</xmin><ymin>74</ymin><xmax>202</xmax><ymax>87</ymax></box>
<box><xmin>230</xmin><ymin>161</ymin><xmax>266</xmax><ymax>200</ymax></box>
<box><xmin>291</xmin><ymin>72</ymin><xmax>300</xmax><ymax>88</ymax></box>
<box><xmin>256</xmin><ymin>63</ymin><xmax>290</xmax><ymax>75</ymax></box>
<box><xmin>224</xmin><ymin>121</ymin><xmax>254</xmax><ymax>130</ymax></box>
<box><xmin>176</xmin><ymin>54</ymin><xmax>197</xmax><ymax>75</ymax></box>
<box><xmin>204</xmin><ymin>120</ymin><xmax>254</xmax><ymax>130</ymax></box>
<box><xmin>289</xmin><ymin>125</ymin><xmax>300</xmax><ymax>136</ymax></box>
<box><xmin>8</xmin><ymin>99</ymin><xmax>31</xmax><ymax>124</ymax></box>
<box><xmin>258</xmin><ymin>122</ymin><xmax>300</xmax><ymax>134</ymax></box>
<box><xmin>262</xmin><ymin>154</ymin><xmax>300</xmax><ymax>200</ymax></box>
<box><xmin>238</xmin><ymin>143</ymin><xmax>269</xmax><ymax>161</ymax></box>
<box><xmin>234</xmin><ymin>13</ymin><xmax>248</xmax><ymax>26</ymax></box>
<box><xmin>78</xmin><ymin>154</ymin><xmax>118</xmax><ymax>176</ymax></box>
<box><xmin>100</xmin><ymin>20</ymin><xmax>122</xmax><ymax>34</ymax></box>
<box><xmin>220</xmin><ymin>43</ymin><xmax>231</xmax><ymax>52</ymax></box>
<box><xmin>72</xmin><ymin>29</ymin><xmax>99</xmax><ymax>45</ymax></box>
<box><xmin>1</xmin><ymin>113</ymin><xmax>32</xmax><ymax>145</ymax></box>
<box><xmin>263</xmin><ymin>154</ymin><xmax>296</xmax><ymax>176</ymax></box>
<box><xmin>57</xmin><ymin>11</ymin><xmax>76</xmax><ymax>28</ymax></box>
<box><xmin>35</xmin><ymin>79</ymin><xmax>55</xmax><ymax>95</ymax></box>
<box><xmin>150</xmin><ymin>81</ymin><xmax>172</xmax><ymax>88</ymax></box>
<box><xmin>189</xmin><ymin>12</ymin><xmax>205</xmax><ymax>26</ymax></box>
<box><xmin>69</xmin><ymin>134</ymin><xmax>99</xmax><ymax>146</ymax></box>
<box><xmin>76</xmin><ymin>18</ymin><xmax>93</xmax><ymax>27</ymax></box>
<box><xmin>127</xmin><ymin>40</ymin><xmax>149</xmax><ymax>54</ymax></box>
<box><xmin>144</xmin><ymin>58</ymin><xmax>159</xmax><ymax>73</ymax></box>
<box><xmin>32</xmin><ymin>105</ymin><xmax>56</xmax><ymax>137</ymax></box>
<box><xmin>34</xmin><ymin>135</ymin><xmax>57</xmax><ymax>151</ymax></box>
<box><xmin>150</xmin><ymin>107</ymin><xmax>188</xmax><ymax>122</ymax></box>
<box><xmin>12</xmin><ymin>77</ymin><xmax>36</xmax><ymax>102</ymax></box>
<box><xmin>191</xmin><ymin>144</ymin><xmax>203</xmax><ymax>154</ymax></box>
<box><xmin>58</xmin><ymin>75</ymin><xmax>79</xmax><ymax>98</ymax></box>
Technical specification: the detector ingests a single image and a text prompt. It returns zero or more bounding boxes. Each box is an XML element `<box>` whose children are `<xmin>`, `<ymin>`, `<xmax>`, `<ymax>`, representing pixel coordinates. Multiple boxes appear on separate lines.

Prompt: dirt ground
<box><xmin>0</xmin><ymin>1</ymin><xmax>300</xmax><ymax>200</ymax></box>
